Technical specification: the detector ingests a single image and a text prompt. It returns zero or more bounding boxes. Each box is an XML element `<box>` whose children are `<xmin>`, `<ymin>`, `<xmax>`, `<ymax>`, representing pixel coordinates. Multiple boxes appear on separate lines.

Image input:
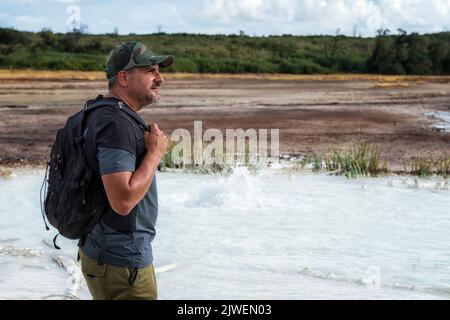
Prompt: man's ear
<box><xmin>116</xmin><ymin>70</ymin><xmax>129</xmax><ymax>87</ymax></box>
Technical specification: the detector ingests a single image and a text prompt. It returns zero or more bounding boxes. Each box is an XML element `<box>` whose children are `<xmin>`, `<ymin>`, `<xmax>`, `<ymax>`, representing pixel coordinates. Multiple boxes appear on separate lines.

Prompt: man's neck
<box><xmin>105</xmin><ymin>90</ymin><xmax>141</xmax><ymax>112</ymax></box>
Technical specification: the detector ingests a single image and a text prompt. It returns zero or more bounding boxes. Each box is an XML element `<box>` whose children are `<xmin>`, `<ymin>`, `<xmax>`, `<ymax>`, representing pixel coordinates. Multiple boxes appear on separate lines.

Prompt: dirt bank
<box><xmin>0</xmin><ymin>73</ymin><xmax>449</xmax><ymax>170</ymax></box>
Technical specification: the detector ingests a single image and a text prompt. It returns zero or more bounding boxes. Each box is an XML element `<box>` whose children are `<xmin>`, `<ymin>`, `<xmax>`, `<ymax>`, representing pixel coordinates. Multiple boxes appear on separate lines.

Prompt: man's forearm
<box><xmin>127</xmin><ymin>152</ymin><xmax>160</xmax><ymax>207</ymax></box>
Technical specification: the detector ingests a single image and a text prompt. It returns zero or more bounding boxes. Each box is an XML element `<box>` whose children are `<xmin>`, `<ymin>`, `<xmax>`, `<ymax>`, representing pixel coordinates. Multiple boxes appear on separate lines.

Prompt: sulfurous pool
<box><xmin>0</xmin><ymin>167</ymin><xmax>449</xmax><ymax>299</ymax></box>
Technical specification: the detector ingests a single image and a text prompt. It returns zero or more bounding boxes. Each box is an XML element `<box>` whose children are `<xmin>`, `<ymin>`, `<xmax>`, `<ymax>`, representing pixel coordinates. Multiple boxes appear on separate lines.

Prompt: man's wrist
<box><xmin>145</xmin><ymin>151</ymin><xmax>162</xmax><ymax>164</ymax></box>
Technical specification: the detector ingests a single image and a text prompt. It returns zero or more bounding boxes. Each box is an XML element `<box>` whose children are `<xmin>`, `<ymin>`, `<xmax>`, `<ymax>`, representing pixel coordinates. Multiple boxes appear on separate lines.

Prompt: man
<box><xmin>77</xmin><ymin>42</ymin><xmax>173</xmax><ymax>300</ymax></box>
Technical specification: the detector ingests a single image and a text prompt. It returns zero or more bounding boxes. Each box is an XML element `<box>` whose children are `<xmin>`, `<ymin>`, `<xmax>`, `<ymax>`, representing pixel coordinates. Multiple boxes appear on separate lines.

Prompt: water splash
<box><xmin>52</xmin><ymin>255</ymin><xmax>83</xmax><ymax>299</ymax></box>
<box><xmin>294</xmin><ymin>266</ymin><xmax>450</xmax><ymax>297</ymax></box>
<box><xmin>425</xmin><ymin>111</ymin><xmax>450</xmax><ymax>132</ymax></box>
<box><xmin>0</xmin><ymin>245</ymin><xmax>42</xmax><ymax>257</ymax></box>
<box><xmin>186</xmin><ymin>166</ymin><xmax>263</xmax><ymax>210</ymax></box>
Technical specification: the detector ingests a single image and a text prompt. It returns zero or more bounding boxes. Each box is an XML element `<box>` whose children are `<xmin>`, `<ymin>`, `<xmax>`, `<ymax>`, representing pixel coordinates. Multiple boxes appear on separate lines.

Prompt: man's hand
<box><xmin>145</xmin><ymin>123</ymin><xmax>169</xmax><ymax>159</ymax></box>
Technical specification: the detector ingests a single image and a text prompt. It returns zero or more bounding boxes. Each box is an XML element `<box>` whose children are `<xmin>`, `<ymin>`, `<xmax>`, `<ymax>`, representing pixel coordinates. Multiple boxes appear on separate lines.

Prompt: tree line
<box><xmin>0</xmin><ymin>28</ymin><xmax>449</xmax><ymax>74</ymax></box>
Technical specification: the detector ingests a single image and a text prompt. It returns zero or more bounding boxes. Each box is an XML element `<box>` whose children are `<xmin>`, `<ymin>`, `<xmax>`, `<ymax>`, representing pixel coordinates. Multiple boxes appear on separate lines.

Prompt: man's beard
<box><xmin>137</xmin><ymin>87</ymin><xmax>160</xmax><ymax>106</ymax></box>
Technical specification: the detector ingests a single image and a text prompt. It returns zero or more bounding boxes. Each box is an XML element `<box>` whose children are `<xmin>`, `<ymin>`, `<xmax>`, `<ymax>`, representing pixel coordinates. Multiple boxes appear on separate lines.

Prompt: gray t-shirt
<box><xmin>78</xmin><ymin>99</ymin><xmax>158</xmax><ymax>268</ymax></box>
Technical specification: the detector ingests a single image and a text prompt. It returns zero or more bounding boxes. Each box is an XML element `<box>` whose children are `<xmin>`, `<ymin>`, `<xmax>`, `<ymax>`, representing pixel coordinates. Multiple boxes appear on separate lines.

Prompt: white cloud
<box><xmin>199</xmin><ymin>0</ymin><xmax>450</xmax><ymax>36</ymax></box>
<box><xmin>1</xmin><ymin>0</ymin><xmax>450</xmax><ymax>35</ymax></box>
<box><xmin>50</xmin><ymin>0</ymin><xmax>80</xmax><ymax>3</ymax></box>
<box><xmin>203</xmin><ymin>0</ymin><xmax>297</xmax><ymax>24</ymax></box>
<box><xmin>12</xmin><ymin>15</ymin><xmax>46</xmax><ymax>30</ymax></box>
<box><xmin>126</xmin><ymin>4</ymin><xmax>189</xmax><ymax>34</ymax></box>
<box><xmin>375</xmin><ymin>0</ymin><xmax>450</xmax><ymax>32</ymax></box>
<box><xmin>12</xmin><ymin>0</ymin><xmax>38</xmax><ymax>3</ymax></box>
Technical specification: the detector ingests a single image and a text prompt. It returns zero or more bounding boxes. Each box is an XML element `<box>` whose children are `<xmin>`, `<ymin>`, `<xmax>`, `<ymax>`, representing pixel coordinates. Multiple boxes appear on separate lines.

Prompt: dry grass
<box><xmin>0</xmin><ymin>166</ymin><xmax>15</xmax><ymax>179</ymax></box>
<box><xmin>167</xmin><ymin>73</ymin><xmax>450</xmax><ymax>83</ymax></box>
<box><xmin>372</xmin><ymin>81</ymin><xmax>411</xmax><ymax>89</ymax></box>
<box><xmin>2</xmin><ymin>69</ymin><xmax>450</xmax><ymax>83</ymax></box>
<box><xmin>0</xmin><ymin>69</ymin><xmax>105</xmax><ymax>81</ymax></box>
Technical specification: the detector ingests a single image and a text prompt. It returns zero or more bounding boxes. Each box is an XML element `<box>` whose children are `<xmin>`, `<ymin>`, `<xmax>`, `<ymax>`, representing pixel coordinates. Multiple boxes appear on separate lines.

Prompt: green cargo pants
<box><xmin>78</xmin><ymin>249</ymin><xmax>157</xmax><ymax>300</ymax></box>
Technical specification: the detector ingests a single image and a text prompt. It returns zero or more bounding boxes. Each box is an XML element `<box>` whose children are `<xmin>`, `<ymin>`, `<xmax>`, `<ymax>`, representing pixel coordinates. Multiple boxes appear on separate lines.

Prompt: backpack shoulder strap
<box><xmin>86</xmin><ymin>97</ymin><xmax>150</xmax><ymax>133</ymax></box>
<box><xmin>116</xmin><ymin>101</ymin><xmax>150</xmax><ymax>133</ymax></box>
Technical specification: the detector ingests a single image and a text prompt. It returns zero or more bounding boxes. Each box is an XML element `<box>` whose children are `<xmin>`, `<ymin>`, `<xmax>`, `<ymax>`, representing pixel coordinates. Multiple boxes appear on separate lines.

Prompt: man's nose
<box><xmin>154</xmin><ymin>73</ymin><xmax>164</xmax><ymax>85</ymax></box>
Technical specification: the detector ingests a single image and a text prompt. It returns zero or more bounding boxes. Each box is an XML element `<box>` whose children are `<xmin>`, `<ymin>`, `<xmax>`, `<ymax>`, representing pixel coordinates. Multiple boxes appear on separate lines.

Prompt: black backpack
<box><xmin>41</xmin><ymin>96</ymin><xmax>150</xmax><ymax>249</ymax></box>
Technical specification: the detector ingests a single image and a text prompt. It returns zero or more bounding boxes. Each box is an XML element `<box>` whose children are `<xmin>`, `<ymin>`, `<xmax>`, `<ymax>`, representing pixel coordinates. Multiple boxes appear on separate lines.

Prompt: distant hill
<box><xmin>1</xmin><ymin>28</ymin><xmax>450</xmax><ymax>74</ymax></box>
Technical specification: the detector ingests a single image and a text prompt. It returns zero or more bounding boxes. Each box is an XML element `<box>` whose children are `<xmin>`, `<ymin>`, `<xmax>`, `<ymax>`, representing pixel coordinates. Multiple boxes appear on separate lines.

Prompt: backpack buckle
<box><xmin>74</xmin><ymin>136</ymin><xmax>84</xmax><ymax>144</ymax></box>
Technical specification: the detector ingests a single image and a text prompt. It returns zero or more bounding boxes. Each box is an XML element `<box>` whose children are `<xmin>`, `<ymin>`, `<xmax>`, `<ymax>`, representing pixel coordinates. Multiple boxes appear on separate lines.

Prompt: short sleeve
<box><xmin>94</xmin><ymin>116</ymin><xmax>137</xmax><ymax>175</ymax></box>
<box><xmin>98</xmin><ymin>147</ymin><xmax>136</xmax><ymax>175</ymax></box>
<box><xmin>95</xmin><ymin>116</ymin><xmax>136</xmax><ymax>154</ymax></box>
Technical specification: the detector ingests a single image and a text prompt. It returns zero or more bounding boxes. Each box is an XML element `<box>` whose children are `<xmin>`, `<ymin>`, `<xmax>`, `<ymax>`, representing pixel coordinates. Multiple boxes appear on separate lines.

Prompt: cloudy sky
<box><xmin>0</xmin><ymin>0</ymin><xmax>449</xmax><ymax>36</ymax></box>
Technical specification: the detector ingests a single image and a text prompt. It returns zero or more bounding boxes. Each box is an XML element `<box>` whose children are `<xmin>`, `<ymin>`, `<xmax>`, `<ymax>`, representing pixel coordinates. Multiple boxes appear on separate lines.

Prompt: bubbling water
<box><xmin>185</xmin><ymin>166</ymin><xmax>264</xmax><ymax>211</ymax></box>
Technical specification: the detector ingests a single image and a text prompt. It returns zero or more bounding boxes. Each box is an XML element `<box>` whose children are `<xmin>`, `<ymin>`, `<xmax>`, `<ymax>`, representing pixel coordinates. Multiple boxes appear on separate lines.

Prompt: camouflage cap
<box><xmin>105</xmin><ymin>42</ymin><xmax>174</xmax><ymax>79</ymax></box>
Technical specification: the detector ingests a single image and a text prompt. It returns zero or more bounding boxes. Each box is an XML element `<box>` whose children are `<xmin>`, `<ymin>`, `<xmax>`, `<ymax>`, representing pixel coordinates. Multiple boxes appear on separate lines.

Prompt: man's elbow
<box><xmin>109</xmin><ymin>199</ymin><xmax>135</xmax><ymax>216</ymax></box>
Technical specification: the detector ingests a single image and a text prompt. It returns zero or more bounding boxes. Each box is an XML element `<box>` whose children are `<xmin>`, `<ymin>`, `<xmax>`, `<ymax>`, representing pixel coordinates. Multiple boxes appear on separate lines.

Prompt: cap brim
<box><xmin>154</xmin><ymin>55</ymin><xmax>174</xmax><ymax>68</ymax></box>
<box><xmin>136</xmin><ymin>55</ymin><xmax>174</xmax><ymax>68</ymax></box>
